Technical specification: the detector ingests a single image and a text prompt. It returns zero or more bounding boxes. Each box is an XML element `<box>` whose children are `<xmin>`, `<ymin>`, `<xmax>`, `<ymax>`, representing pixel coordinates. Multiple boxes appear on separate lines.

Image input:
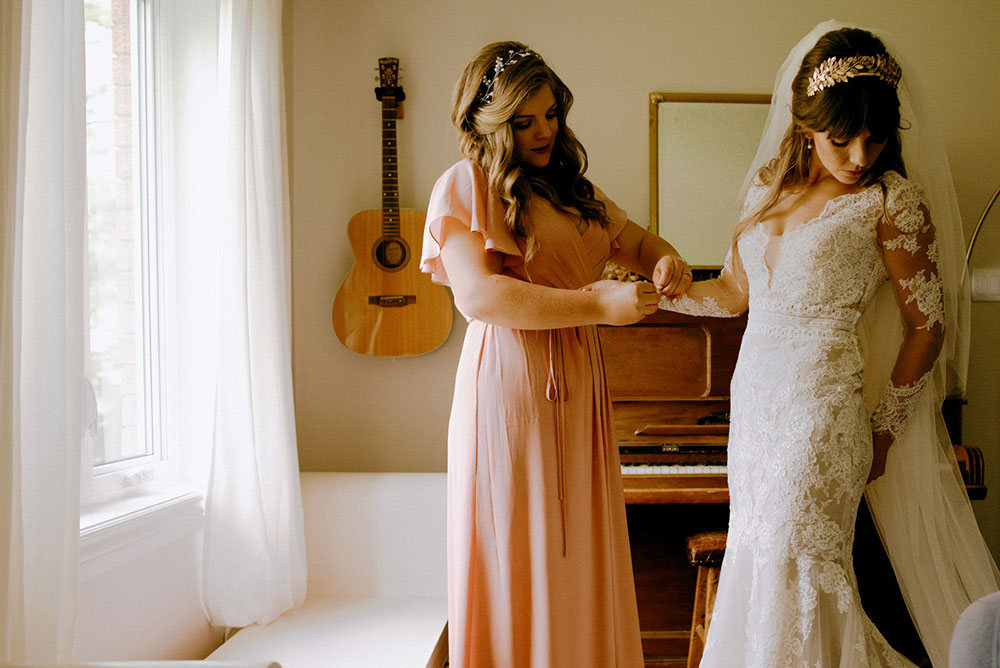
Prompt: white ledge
<box><xmin>79</xmin><ymin>490</ymin><xmax>204</xmax><ymax>581</ymax></box>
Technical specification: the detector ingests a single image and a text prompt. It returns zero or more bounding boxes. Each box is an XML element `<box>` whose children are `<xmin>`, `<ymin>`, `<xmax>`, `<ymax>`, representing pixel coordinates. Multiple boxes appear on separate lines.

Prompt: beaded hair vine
<box><xmin>806</xmin><ymin>53</ymin><xmax>901</xmax><ymax>97</ymax></box>
<box><xmin>475</xmin><ymin>48</ymin><xmax>538</xmax><ymax>104</ymax></box>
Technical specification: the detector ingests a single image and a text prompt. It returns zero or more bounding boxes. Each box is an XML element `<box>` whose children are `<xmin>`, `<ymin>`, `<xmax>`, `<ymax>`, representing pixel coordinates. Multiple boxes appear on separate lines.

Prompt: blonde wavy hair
<box><xmin>451</xmin><ymin>41</ymin><xmax>608</xmax><ymax>260</ymax></box>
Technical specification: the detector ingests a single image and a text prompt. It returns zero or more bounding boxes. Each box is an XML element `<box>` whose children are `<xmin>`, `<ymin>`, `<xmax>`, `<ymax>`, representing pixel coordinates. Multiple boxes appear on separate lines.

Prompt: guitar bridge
<box><xmin>368</xmin><ymin>295</ymin><xmax>417</xmax><ymax>307</ymax></box>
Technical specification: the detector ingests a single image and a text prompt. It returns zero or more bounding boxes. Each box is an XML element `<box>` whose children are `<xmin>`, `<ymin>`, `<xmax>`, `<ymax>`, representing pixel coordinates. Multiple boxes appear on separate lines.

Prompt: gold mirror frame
<box><xmin>649</xmin><ymin>93</ymin><xmax>771</xmax><ymax>268</ymax></box>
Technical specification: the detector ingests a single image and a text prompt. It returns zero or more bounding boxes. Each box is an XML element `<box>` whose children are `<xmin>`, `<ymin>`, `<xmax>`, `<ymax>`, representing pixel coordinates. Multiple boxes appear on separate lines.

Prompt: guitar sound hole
<box><xmin>373</xmin><ymin>237</ymin><xmax>410</xmax><ymax>272</ymax></box>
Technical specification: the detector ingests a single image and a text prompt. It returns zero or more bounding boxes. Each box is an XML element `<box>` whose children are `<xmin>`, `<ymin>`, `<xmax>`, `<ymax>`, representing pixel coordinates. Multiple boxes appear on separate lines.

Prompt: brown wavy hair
<box><xmin>451</xmin><ymin>41</ymin><xmax>608</xmax><ymax>259</ymax></box>
<box><xmin>734</xmin><ymin>28</ymin><xmax>906</xmax><ymax>247</ymax></box>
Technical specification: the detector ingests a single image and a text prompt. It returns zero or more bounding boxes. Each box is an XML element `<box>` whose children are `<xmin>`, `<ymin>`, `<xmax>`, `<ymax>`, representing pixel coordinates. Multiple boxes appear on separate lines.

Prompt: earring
<box><xmin>807</xmin><ymin>138</ymin><xmax>813</xmax><ymax>150</ymax></box>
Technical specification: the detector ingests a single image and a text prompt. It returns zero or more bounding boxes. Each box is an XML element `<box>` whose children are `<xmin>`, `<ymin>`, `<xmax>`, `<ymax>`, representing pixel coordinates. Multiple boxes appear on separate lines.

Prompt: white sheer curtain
<box><xmin>0</xmin><ymin>0</ymin><xmax>86</xmax><ymax>662</ymax></box>
<box><xmin>190</xmin><ymin>0</ymin><xmax>306</xmax><ymax>627</ymax></box>
<box><xmin>135</xmin><ymin>0</ymin><xmax>304</xmax><ymax>630</ymax></box>
<box><xmin>1</xmin><ymin>0</ymin><xmax>304</xmax><ymax>656</ymax></box>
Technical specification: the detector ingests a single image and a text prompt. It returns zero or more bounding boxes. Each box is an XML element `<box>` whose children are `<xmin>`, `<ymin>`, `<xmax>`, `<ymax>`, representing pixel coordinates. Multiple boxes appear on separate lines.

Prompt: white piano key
<box><xmin>620</xmin><ymin>464</ymin><xmax>728</xmax><ymax>475</ymax></box>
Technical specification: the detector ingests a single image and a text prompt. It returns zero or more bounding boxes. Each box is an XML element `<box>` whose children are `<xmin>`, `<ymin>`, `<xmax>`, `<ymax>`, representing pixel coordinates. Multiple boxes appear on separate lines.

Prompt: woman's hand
<box><xmin>582</xmin><ymin>279</ymin><xmax>660</xmax><ymax>326</ymax></box>
<box><xmin>653</xmin><ymin>255</ymin><xmax>693</xmax><ymax>297</ymax></box>
<box><xmin>867</xmin><ymin>431</ymin><xmax>894</xmax><ymax>483</ymax></box>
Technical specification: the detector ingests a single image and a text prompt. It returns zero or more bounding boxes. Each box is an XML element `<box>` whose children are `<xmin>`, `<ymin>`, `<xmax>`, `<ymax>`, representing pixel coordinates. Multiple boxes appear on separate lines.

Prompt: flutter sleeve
<box><xmin>869</xmin><ymin>173</ymin><xmax>945</xmax><ymax>439</ymax></box>
<box><xmin>420</xmin><ymin>160</ymin><xmax>523</xmax><ymax>286</ymax></box>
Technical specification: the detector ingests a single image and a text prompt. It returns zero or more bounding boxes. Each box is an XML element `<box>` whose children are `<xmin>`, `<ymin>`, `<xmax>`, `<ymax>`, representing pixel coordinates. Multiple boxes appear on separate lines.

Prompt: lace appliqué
<box><xmin>659</xmin><ymin>293</ymin><xmax>741</xmax><ymax>317</ymax></box>
<box><xmin>818</xmin><ymin>561</ymin><xmax>853</xmax><ymax>614</ymax></box>
<box><xmin>885</xmin><ymin>176</ymin><xmax>927</xmax><ymax>234</ymax></box>
<box><xmin>882</xmin><ymin>232</ymin><xmax>920</xmax><ymax>255</ymax></box>
<box><xmin>897</xmin><ymin>269</ymin><xmax>944</xmax><ymax>330</ymax></box>
<box><xmin>870</xmin><ymin>372</ymin><xmax>930</xmax><ymax>438</ymax></box>
<box><xmin>927</xmin><ymin>239</ymin><xmax>940</xmax><ymax>267</ymax></box>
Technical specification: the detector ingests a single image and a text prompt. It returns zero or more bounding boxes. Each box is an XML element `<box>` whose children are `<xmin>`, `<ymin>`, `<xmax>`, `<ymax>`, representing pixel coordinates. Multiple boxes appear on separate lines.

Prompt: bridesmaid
<box><xmin>420</xmin><ymin>42</ymin><xmax>691</xmax><ymax>667</ymax></box>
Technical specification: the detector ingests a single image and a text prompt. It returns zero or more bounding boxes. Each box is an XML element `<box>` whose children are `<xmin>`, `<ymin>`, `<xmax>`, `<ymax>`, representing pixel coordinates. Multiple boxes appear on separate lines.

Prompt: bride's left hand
<box><xmin>867</xmin><ymin>431</ymin><xmax>893</xmax><ymax>483</ymax></box>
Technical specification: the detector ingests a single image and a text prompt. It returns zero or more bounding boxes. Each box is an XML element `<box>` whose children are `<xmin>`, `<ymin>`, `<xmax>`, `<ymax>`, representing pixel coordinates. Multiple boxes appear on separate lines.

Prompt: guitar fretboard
<box><xmin>381</xmin><ymin>96</ymin><xmax>399</xmax><ymax>235</ymax></box>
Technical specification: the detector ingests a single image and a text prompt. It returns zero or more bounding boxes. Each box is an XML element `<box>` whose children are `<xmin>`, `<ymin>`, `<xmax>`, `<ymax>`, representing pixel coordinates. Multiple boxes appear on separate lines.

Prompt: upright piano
<box><xmin>597</xmin><ymin>309</ymin><xmax>741</xmax><ymax>666</ymax></box>
<box><xmin>598</xmin><ymin>309</ymin><xmax>986</xmax><ymax>668</ymax></box>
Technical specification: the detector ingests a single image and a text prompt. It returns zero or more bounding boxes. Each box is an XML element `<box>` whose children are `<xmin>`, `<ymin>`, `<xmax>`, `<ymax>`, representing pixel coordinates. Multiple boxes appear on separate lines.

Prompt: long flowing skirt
<box><xmin>447</xmin><ymin>322</ymin><xmax>643</xmax><ymax>668</ymax></box>
<box><xmin>699</xmin><ymin>312</ymin><xmax>915</xmax><ymax>668</ymax></box>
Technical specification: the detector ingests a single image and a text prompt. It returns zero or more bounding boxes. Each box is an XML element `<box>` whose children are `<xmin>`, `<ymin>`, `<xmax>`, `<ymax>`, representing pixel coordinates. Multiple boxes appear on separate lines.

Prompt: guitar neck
<box><xmin>381</xmin><ymin>96</ymin><xmax>400</xmax><ymax>236</ymax></box>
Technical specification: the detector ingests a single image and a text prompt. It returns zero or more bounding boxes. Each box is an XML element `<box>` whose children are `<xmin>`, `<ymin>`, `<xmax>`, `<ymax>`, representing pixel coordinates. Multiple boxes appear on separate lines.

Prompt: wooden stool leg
<box><xmin>687</xmin><ymin>565</ymin><xmax>709</xmax><ymax>668</ymax></box>
<box><xmin>704</xmin><ymin>565</ymin><xmax>720</xmax><ymax>630</ymax></box>
<box><xmin>684</xmin><ymin>531</ymin><xmax>727</xmax><ymax>668</ymax></box>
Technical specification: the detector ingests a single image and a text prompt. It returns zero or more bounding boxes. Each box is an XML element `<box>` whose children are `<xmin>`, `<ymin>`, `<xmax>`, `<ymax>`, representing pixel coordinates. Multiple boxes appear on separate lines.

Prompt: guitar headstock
<box><xmin>375</xmin><ymin>57</ymin><xmax>405</xmax><ymax>102</ymax></box>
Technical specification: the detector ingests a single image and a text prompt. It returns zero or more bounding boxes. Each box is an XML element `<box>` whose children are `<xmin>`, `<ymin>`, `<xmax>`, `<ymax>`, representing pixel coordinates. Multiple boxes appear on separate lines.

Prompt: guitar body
<box><xmin>332</xmin><ymin>207</ymin><xmax>452</xmax><ymax>356</ymax></box>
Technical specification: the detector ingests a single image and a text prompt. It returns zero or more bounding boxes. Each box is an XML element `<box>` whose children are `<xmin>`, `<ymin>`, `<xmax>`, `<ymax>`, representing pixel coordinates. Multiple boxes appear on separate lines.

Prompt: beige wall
<box><xmin>285</xmin><ymin>0</ymin><xmax>1000</xmax><ymax>553</ymax></box>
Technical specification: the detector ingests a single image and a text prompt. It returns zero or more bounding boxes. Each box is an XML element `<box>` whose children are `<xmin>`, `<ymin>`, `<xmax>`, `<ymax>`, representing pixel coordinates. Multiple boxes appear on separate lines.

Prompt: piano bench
<box><xmin>684</xmin><ymin>531</ymin><xmax>727</xmax><ymax>668</ymax></box>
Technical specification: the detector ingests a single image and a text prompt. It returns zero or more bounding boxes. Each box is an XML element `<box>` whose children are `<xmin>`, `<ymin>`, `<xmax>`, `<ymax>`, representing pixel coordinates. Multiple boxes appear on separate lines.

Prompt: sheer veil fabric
<box><xmin>740</xmin><ymin>19</ymin><xmax>999</xmax><ymax>667</ymax></box>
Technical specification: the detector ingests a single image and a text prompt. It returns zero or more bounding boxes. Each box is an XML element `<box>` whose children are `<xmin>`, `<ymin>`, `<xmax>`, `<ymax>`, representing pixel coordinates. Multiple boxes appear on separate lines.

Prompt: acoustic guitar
<box><xmin>332</xmin><ymin>57</ymin><xmax>453</xmax><ymax>356</ymax></box>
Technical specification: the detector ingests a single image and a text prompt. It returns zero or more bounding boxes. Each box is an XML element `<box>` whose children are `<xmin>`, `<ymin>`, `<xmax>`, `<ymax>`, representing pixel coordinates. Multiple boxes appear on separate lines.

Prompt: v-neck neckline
<box><xmin>757</xmin><ymin>184</ymin><xmax>876</xmax><ymax>289</ymax></box>
<box><xmin>763</xmin><ymin>186</ymin><xmax>869</xmax><ymax>239</ymax></box>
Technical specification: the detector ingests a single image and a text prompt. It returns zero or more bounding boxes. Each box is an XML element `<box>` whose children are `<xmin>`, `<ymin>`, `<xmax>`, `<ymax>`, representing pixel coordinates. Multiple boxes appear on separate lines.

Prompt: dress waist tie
<box><xmin>546</xmin><ymin>327</ymin><xmax>577</xmax><ymax>557</ymax></box>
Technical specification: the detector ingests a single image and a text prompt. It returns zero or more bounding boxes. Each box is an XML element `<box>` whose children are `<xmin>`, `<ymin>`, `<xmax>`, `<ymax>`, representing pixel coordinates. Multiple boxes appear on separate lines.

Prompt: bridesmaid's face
<box><xmin>807</xmin><ymin>129</ymin><xmax>887</xmax><ymax>185</ymax></box>
<box><xmin>511</xmin><ymin>84</ymin><xmax>558</xmax><ymax>169</ymax></box>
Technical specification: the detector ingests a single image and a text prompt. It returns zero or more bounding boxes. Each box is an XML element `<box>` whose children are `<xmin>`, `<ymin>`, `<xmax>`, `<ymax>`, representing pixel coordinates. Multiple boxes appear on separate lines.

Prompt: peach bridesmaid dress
<box><xmin>421</xmin><ymin>159</ymin><xmax>643</xmax><ymax>668</ymax></box>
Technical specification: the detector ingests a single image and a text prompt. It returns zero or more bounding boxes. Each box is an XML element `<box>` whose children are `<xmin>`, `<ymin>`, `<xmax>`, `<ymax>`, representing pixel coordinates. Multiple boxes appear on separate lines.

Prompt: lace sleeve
<box><xmin>658</xmin><ymin>245</ymin><xmax>748</xmax><ymax>317</ymax></box>
<box><xmin>869</xmin><ymin>178</ymin><xmax>945</xmax><ymax>438</ymax></box>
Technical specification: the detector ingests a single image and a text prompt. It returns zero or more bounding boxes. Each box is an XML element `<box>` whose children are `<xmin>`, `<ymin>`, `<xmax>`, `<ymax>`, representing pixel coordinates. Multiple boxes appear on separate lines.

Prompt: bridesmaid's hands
<box><xmin>867</xmin><ymin>431</ymin><xmax>894</xmax><ymax>483</ymax></box>
<box><xmin>582</xmin><ymin>279</ymin><xmax>660</xmax><ymax>326</ymax></box>
<box><xmin>653</xmin><ymin>255</ymin><xmax>693</xmax><ymax>297</ymax></box>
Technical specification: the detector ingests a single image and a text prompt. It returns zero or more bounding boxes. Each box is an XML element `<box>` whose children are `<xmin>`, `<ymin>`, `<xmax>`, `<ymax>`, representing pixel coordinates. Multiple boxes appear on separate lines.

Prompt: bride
<box><xmin>658</xmin><ymin>20</ymin><xmax>1000</xmax><ymax>667</ymax></box>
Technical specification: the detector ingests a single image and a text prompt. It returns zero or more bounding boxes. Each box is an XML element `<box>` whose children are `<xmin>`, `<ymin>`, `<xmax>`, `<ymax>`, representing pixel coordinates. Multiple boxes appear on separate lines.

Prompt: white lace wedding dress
<box><xmin>662</xmin><ymin>171</ymin><xmax>941</xmax><ymax>668</ymax></box>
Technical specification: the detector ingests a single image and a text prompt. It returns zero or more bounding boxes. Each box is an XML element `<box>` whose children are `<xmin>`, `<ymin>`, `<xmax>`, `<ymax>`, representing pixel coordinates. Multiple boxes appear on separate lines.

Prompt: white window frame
<box><xmin>80</xmin><ymin>0</ymin><xmax>180</xmax><ymax>519</ymax></box>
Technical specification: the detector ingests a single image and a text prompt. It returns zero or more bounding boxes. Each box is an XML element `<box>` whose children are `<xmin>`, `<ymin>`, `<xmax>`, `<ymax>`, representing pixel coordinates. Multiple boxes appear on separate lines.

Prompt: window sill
<box><xmin>79</xmin><ymin>488</ymin><xmax>204</xmax><ymax>581</ymax></box>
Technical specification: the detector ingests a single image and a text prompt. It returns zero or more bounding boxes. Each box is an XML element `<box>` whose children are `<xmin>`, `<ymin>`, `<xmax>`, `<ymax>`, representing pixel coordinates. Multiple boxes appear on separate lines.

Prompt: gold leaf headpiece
<box><xmin>806</xmin><ymin>53</ymin><xmax>901</xmax><ymax>97</ymax></box>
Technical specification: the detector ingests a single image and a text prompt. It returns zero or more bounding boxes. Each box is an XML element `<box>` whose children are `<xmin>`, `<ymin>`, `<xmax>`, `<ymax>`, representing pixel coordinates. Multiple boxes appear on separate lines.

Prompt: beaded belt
<box><xmin>748</xmin><ymin>308</ymin><xmax>856</xmax><ymax>333</ymax></box>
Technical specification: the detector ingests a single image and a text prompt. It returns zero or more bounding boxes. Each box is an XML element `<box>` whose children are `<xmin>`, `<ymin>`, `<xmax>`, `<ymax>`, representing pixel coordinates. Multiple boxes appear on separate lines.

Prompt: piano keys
<box><xmin>621</xmin><ymin>465</ymin><xmax>727</xmax><ymax>475</ymax></box>
<box><xmin>619</xmin><ymin>436</ymin><xmax>729</xmax><ymax>505</ymax></box>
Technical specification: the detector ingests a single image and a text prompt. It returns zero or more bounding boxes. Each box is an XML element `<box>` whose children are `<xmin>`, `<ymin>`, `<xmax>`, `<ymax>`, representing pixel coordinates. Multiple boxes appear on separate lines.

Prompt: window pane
<box><xmin>85</xmin><ymin>0</ymin><xmax>150</xmax><ymax>466</ymax></box>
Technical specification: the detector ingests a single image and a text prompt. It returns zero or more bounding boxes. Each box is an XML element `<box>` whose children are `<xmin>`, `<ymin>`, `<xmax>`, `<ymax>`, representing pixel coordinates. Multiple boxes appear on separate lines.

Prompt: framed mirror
<box><xmin>650</xmin><ymin>93</ymin><xmax>771</xmax><ymax>268</ymax></box>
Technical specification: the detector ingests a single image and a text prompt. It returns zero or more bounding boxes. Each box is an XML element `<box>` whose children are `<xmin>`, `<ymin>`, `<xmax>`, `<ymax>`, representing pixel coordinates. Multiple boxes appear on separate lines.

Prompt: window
<box><xmin>83</xmin><ymin>0</ymin><xmax>165</xmax><ymax>506</ymax></box>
